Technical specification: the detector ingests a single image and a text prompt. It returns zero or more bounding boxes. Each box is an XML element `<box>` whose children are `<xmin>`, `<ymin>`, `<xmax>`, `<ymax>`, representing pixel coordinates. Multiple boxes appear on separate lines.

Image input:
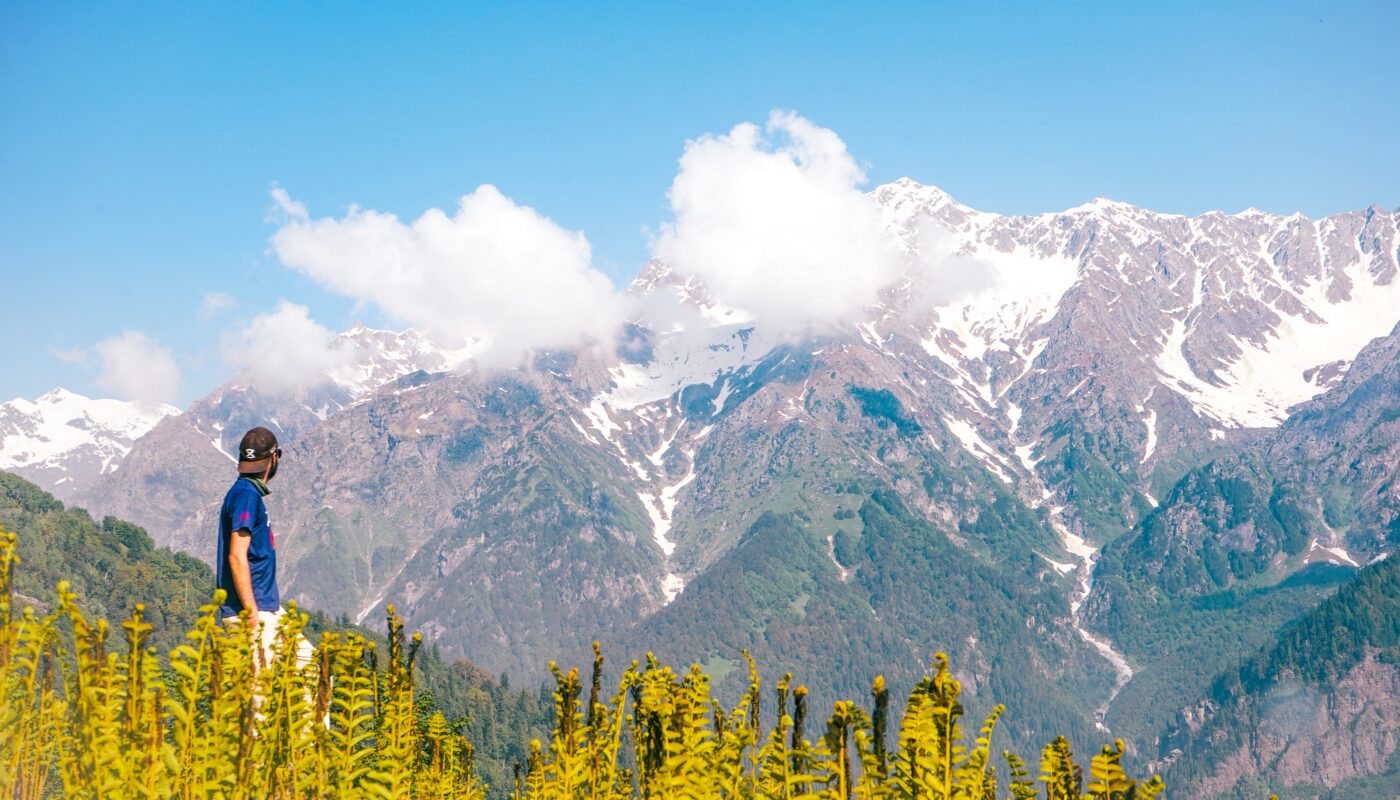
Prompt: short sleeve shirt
<box><xmin>216</xmin><ymin>477</ymin><xmax>280</xmax><ymax>617</ymax></box>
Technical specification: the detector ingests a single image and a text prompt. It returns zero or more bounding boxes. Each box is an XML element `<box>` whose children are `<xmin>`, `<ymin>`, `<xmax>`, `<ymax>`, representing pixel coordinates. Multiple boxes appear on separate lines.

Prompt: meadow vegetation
<box><xmin>0</xmin><ymin>524</ymin><xmax>1174</xmax><ymax>799</ymax></box>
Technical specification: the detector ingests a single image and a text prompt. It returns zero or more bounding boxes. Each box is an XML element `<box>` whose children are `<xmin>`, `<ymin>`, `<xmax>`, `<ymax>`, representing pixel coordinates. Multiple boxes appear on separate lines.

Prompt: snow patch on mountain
<box><xmin>1044</xmin><ymin>504</ymin><xmax>1135</xmax><ymax>730</ymax></box>
<box><xmin>1154</xmin><ymin>235</ymin><xmax>1400</xmax><ymax>428</ymax></box>
<box><xmin>1307</xmin><ymin>539</ymin><xmax>1361</xmax><ymax>568</ymax></box>
<box><xmin>601</xmin><ymin>323</ymin><xmax>779</xmax><ymax>410</ymax></box>
<box><xmin>1140</xmin><ymin>408</ymin><xmax>1158</xmax><ymax>463</ymax></box>
<box><xmin>329</xmin><ymin>324</ymin><xmax>471</xmax><ymax>399</ymax></box>
<box><xmin>924</xmin><ymin>246</ymin><xmax>1079</xmax><ymax>364</ymax></box>
<box><xmin>638</xmin><ymin>453</ymin><xmax>698</xmax><ymax>604</ymax></box>
<box><xmin>826</xmin><ymin>534</ymin><xmax>852</xmax><ymax>581</ymax></box>
<box><xmin>943</xmin><ymin>416</ymin><xmax>1014</xmax><ymax>484</ymax></box>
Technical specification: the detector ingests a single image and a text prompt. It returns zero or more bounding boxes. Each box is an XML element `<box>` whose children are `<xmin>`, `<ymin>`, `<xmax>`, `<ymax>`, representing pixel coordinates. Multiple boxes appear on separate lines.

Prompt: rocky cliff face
<box><xmin>1158</xmin><ymin>544</ymin><xmax>1400</xmax><ymax>799</ymax></box>
<box><xmin>1193</xmin><ymin>651</ymin><xmax>1400</xmax><ymax>798</ymax></box>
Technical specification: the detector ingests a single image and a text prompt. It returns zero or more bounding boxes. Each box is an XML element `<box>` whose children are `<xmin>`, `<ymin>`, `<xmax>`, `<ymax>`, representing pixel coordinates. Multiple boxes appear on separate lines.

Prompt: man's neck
<box><xmin>239</xmin><ymin>475</ymin><xmax>271</xmax><ymax>497</ymax></box>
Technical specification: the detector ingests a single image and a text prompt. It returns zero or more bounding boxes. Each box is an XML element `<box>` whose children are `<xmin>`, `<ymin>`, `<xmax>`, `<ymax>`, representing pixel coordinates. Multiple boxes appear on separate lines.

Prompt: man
<box><xmin>216</xmin><ymin>426</ymin><xmax>313</xmax><ymax>674</ymax></box>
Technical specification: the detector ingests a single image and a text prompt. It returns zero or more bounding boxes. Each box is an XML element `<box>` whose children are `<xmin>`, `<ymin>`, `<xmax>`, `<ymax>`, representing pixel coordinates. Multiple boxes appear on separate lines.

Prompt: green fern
<box><xmin>0</xmin><ymin>524</ymin><xmax>1180</xmax><ymax>799</ymax></box>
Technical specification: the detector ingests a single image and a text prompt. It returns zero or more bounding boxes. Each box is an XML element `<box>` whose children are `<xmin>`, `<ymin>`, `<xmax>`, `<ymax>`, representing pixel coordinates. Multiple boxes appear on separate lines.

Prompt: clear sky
<box><xmin>3</xmin><ymin>1</ymin><xmax>1398</xmax><ymax>406</ymax></box>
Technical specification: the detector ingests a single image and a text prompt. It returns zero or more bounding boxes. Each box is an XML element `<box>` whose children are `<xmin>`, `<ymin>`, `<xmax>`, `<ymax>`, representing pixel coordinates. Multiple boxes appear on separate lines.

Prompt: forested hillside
<box><xmin>1163</xmin><ymin>550</ymin><xmax>1400</xmax><ymax>798</ymax></box>
<box><xmin>0</xmin><ymin>471</ymin><xmax>210</xmax><ymax>650</ymax></box>
<box><xmin>609</xmin><ymin>488</ymin><xmax>1127</xmax><ymax>757</ymax></box>
<box><xmin>1086</xmin><ymin>321</ymin><xmax>1400</xmax><ymax>750</ymax></box>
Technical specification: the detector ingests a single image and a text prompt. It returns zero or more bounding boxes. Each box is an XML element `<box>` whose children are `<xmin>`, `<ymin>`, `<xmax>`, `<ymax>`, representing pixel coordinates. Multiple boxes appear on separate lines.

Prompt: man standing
<box><xmin>216</xmin><ymin>426</ymin><xmax>312</xmax><ymax>672</ymax></box>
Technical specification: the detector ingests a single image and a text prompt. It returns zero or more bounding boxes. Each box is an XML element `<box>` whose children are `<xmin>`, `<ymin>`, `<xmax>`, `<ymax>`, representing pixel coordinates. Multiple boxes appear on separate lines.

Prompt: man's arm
<box><xmin>227</xmin><ymin>530</ymin><xmax>259</xmax><ymax>617</ymax></box>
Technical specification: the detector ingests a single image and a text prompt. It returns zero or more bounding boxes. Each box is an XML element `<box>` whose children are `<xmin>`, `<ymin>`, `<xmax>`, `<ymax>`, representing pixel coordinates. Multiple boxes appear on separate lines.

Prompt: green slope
<box><xmin>0</xmin><ymin>470</ymin><xmax>211</xmax><ymax>651</ymax></box>
<box><xmin>1162</xmin><ymin>551</ymin><xmax>1400</xmax><ymax>799</ymax></box>
<box><xmin>612</xmin><ymin>491</ymin><xmax>1116</xmax><ymax>755</ymax></box>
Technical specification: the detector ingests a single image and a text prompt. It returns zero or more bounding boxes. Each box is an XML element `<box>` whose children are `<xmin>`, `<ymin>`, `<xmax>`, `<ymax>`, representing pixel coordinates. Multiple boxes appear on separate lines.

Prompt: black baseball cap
<box><xmin>237</xmin><ymin>427</ymin><xmax>281</xmax><ymax>474</ymax></box>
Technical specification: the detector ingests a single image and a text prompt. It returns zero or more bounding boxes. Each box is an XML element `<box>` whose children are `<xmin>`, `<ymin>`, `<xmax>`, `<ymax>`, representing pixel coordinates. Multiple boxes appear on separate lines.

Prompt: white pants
<box><xmin>220</xmin><ymin>608</ymin><xmax>325</xmax><ymax>725</ymax></box>
<box><xmin>220</xmin><ymin>608</ymin><xmax>316</xmax><ymax>673</ymax></box>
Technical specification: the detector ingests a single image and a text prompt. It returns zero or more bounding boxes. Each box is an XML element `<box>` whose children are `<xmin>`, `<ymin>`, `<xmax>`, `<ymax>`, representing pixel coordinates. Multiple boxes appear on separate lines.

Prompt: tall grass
<box><xmin>0</xmin><ymin>526</ymin><xmax>1171</xmax><ymax>798</ymax></box>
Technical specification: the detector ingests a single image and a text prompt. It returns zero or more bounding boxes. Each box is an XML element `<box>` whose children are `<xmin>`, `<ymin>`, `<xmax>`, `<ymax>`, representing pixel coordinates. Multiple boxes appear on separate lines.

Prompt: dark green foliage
<box><xmin>1037</xmin><ymin>418</ymin><xmax>1144</xmax><ymax>544</ymax></box>
<box><xmin>0</xmin><ymin>471</ymin><xmax>210</xmax><ymax>651</ymax></box>
<box><xmin>1099</xmin><ymin>456</ymin><xmax>1314</xmax><ymax>602</ymax></box>
<box><xmin>415</xmin><ymin>658</ymin><xmax>554</xmax><ymax>794</ymax></box>
<box><xmin>102</xmin><ymin>515</ymin><xmax>154</xmax><ymax>556</ymax></box>
<box><xmin>848</xmin><ymin>387</ymin><xmax>921</xmax><ymax>435</ymax></box>
<box><xmin>1164</xmin><ymin>551</ymin><xmax>1400</xmax><ymax>796</ymax></box>
<box><xmin>832</xmin><ymin>528</ymin><xmax>859</xmax><ymax>566</ymax></box>
<box><xmin>444</xmin><ymin>427</ymin><xmax>490</xmax><ymax>462</ymax></box>
<box><xmin>960</xmin><ymin>487</ymin><xmax>1049</xmax><ymax>557</ymax></box>
<box><xmin>0</xmin><ymin>473</ymin><xmax>62</xmax><ymax>514</ymax></box>
<box><xmin>614</xmin><ymin>491</ymin><xmax>1111</xmax><ymax>757</ymax></box>
<box><xmin>1087</xmin><ymin>567</ymin><xmax>1347</xmax><ymax>749</ymax></box>
<box><xmin>1268</xmin><ymin>486</ymin><xmax>1310</xmax><ymax>555</ymax></box>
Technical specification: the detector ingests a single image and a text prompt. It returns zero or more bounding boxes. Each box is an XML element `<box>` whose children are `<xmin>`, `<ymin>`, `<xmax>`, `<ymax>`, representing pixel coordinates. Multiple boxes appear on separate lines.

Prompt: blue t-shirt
<box><xmin>215</xmin><ymin>477</ymin><xmax>280</xmax><ymax>617</ymax></box>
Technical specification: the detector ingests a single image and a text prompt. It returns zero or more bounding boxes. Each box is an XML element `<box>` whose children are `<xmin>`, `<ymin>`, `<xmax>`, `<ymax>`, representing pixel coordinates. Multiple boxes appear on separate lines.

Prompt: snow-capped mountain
<box><xmin>61</xmin><ymin>181</ymin><xmax>1400</xmax><ymax>764</ymax></box>
<box><xmin>872</xmin><ymin>178</ymin><xmax>1399</xmax><ymax>430</ymax></box>
<box><xmin>323</xmin><ymin>323</ymin><xmax>471</xmax><ymax>403</ymax></box>
<box><xmin>75</xmin><ymin>322</ymin><xmax>461</xmax><ymax>556</ymax></box>
<box><xmin>77</xmin><ymin>180</ymin><xmax>1400</xmax><ymax>623</ymax></box>
<box><xmin>0</xmin><ymin>325</ymin><xmax>457</xmax><ymax>504</ymax></box>
<box><xmin>0</xmin><ymin>389</ymin><xmax>178</xmax><ymax>501</ymax></box>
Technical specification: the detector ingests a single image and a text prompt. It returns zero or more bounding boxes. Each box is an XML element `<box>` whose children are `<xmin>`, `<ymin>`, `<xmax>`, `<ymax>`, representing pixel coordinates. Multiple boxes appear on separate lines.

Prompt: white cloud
<box><xmin>91</xmin><ymin>331</ymin><xmax>180</xmax><ymax>406</ymax></box>
<box><xmin>269</xmin><ymin>185</ymin><xmax>629</xmax><ymax>367</ymax></box>
<box><xmin>221</xmin><ymin>302</ymin><xmax>354</xmax><ymax>394</ymax></box>
<box><xmin>200</xmin><ymin>292</ymin><xmax>237</xmax><ymax>320</ymax></box>
<box><xmin>51</xmin><ymin>346</ymin><xmax>90</xmax><ymax>366</ymax></box>
<box><xmin>269</xmin><ymin>185</ymin><xmax>307</xmax><ymax>220</ymax></box>
<box><xmin>907</xmin><ymin>220</ymin><xmax>996</xmax><ymax>309</ymax></box>
<box><xmin>651</xmin><ymin>111</ymin><xmax>901</xmax><ymax>333</ymax></box>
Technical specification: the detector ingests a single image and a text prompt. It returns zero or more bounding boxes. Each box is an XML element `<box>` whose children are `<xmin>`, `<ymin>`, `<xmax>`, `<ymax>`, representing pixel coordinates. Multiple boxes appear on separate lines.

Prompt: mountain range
<box><xmin>9</xmin><ymin>180</ymin><xmax>1399</xmax><ymax>795</ymax></box>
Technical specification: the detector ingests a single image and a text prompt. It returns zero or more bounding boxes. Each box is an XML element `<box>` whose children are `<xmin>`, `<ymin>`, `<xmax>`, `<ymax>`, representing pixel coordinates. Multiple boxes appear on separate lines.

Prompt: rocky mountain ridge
<box><xmin>17</xmin><ymin>180</ymin><xmax>1398</xmax><ymax>766</ymax></box>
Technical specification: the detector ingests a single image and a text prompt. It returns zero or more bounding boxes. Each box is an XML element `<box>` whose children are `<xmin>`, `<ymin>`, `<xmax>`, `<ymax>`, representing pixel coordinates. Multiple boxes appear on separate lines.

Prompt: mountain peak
<box><xmin>871</xmin><ymin>179</ymin><xmax>987</xmax><ymax>235</ymax></box>
<box><xmin>36</xmin><ymin>387</ymin><xmax>80</xmax><ymax>404</ymax></box>
<box><xmin>873</xmin><ymin>178</ymin><xmax>963</xmax><ymax>209</ymax></box>
<box><xmin>1066</xmin><ymin>196</ymin><xmax>1136</xmax><ymax>214</ymax></box>
<box><xmin>339</xmin><ymin>321</ymin><xmax>399</xmax><ymax>339</ymax></box>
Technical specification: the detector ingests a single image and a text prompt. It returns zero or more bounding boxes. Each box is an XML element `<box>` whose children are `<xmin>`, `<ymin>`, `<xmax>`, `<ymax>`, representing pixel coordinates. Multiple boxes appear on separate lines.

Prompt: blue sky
<box><xmin>3</xmin><ymin>1</ymin><xmax>1398</xmax><ymax>406</ymax></box>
